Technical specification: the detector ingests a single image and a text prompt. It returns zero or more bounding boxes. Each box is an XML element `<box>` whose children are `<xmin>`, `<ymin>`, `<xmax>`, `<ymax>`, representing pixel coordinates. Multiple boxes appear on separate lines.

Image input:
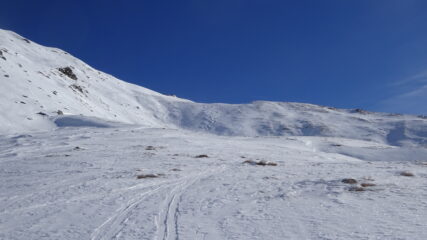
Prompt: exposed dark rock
<box><xmin>195</xmin><ymin>154</ymin><xmax>209</xmax><ymax>158</ymax></box>
<box><xmin>36</xmin><ymin>112</ymin><xmax>47</xmax><ymax>116</ymax></box>
<box><xmin>243</xmin><ymin>159</ymin><xmax>278</xmax><ymax>166</ymax></box>
<box><xmin>69</xmin><ymin>84</ymin><xmax>84</xmax><ymax>94</ymax></box>
<box><xmin>136</xmin><ymin>173</ymin><xmax>164</xmax><ymax>179</ymax></box>
<box><xmin>400</xmin><ymin>171</ymin><xmax>415</xmax><ymax>177</ymax></box>
<box><xmin>0</xmin><ymin>50</ymin><xmax>5</xmax><ymax>60</ymax></box>
<box><xmin>57</xmin><ymin>110</ymin><xmax>64</xmax><ymax>115</ymax></box>
<box><xmin>58</xmin><ymin>67</ymin><xmax>77</xmax><ymax>80</ymax></box>
<box><xmin>341</xmin><ymin>178</ymin><xmax>358</xmax><ymax>184</ymax></box>
<box><xmin>4</xmin><ymin>75</ymin><xmax>9</xmax><ymax>78</ymax></box>
<box><xmin>145</xmin><ymin>146</ymin><xmax>156</xmax><ymax>150</ymax></box>
<box><xmin>21</xmin><ymin>38</ymin><xmax>31</xmax><ymax>44</ymax></box>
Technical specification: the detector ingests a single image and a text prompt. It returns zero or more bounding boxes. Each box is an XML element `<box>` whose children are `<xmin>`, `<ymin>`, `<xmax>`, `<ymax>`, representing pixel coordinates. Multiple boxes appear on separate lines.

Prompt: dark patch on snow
<box><xmin>341</xmin><ymin>178</ymin><xmax>358</xmax><ymax>184</ymax></box>
<box><xmin>58</xmin><ymin>67</ymin><xmax>77</xmax><ymax>80</ymax></box>
<box><xmin>400</xmin><ymin>171</ymin><xmax>415</xmax><ymax>177</ymax></box>
<box><xmin>348</xmin><ymin>186</ymin><xmax>365</xmax><ymax>192</ymax></box>
<box><xmin>0</xmin><ymin>50</ymin><xmax>5</xmax><ymax>60</ymax></box>
<box><xmin>360</xmin><ymin>183</ymin><xmax>376</xmax><ymax>187</ymax></box>
<box><xmin>136</xmin><ymin>173</ymin><xmax>163</xmax><ymax>179</ymax></box>
<box><xmin>69</xmin><ymin>84</ymin><xmax>85</xmax><ymax>94</ymax></box>
<box><xmin>21</xmin><ymin>38</ymin><xmax>31</xmax><ymax>44</ymax></box>
<box><xmin>243</xmin><ymin>160</ymin><xmax>278</xmax><ymax>166</ymax></box>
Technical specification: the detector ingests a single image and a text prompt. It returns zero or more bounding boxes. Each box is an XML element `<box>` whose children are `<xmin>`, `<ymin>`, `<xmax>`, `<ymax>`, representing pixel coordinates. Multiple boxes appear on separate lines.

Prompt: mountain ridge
<box><xmin>1</xmin><ymin>29</ymin><xmax>426</xmax><ymax>147</ymax></box>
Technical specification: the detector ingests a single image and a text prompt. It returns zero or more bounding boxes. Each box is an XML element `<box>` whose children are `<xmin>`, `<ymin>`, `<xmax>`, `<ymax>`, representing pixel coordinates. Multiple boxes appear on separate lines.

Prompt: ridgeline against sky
<box><xmin>1</xmin><ymin>0</ymin><xmax>426</xmax><ymax>114</ymax></box>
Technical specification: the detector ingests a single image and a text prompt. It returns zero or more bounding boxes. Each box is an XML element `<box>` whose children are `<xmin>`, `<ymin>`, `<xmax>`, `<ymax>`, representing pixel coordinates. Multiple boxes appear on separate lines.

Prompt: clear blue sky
<box><xmin>2</xmin><ymin>0</ymin><xmax>427</xmax><ymax>114</ymax></box>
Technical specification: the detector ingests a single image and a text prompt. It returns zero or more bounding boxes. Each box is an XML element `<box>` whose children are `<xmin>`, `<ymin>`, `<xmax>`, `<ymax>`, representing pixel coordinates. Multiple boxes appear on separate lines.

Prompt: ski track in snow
<box><xmin>154</xmin><ymin>166</ymin><xmax>227</xmax><ymax>240</ymax></box>
<box><xmin>91</xmin><ymin>166</ymin><xmax>226</xmax><ymax>240</ymax></box>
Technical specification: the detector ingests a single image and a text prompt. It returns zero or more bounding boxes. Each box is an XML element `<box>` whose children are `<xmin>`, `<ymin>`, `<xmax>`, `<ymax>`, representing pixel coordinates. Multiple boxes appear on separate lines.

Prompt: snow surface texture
<box><xmin>1</xmin><ymin>128</ymin><xmax>427</xmax><ymax>240</ymax></box>
<box><xmin>1</xmin><ymin>29</ymin><xmax>427</xmax><ymax>239</ymax></box>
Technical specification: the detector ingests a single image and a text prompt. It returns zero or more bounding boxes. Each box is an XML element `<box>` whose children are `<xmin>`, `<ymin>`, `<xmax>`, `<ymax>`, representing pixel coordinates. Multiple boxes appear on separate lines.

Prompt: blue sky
<box><xmin>2</xmin><ymin>0</ymin><xmax>427</xmax><ymax>114</ymax></box>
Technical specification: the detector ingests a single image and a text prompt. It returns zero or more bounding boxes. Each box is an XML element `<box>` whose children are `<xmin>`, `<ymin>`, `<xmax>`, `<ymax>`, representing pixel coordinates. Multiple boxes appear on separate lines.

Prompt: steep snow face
<box><xmin>1</xmin><ymin>29</ymin><xmax>427</xmax><ymax>146</ymax></box>
<box><xmin>0</xmin><ymin>29</ymin><xmax>189</xmax><ymax>133</ymax></box>
<box><xmin>164</xmin><ymin>101</ymin><xmax>427</xmax><ymax>147</ymax></box>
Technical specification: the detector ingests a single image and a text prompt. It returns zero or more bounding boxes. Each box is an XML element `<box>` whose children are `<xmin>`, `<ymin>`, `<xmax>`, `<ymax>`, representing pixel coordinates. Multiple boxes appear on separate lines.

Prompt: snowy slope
<box><xmin>0</xmin><ymin>29</ymin><xmax>190</xmax><ymax>133</ymax></box>
<box><xmin>1</xmin><ymin>28</ymin><xmax>427</xmax><ymax>148</ymax></box>
<box><xmin>1</xmin><ymin>30</ymin><xmax>427</xmax><ymax>240</ymax></box>
<box><xmin>1</xmin><ymin>127</ymin><xmax>427</xmax><ymax>240</ymax></box>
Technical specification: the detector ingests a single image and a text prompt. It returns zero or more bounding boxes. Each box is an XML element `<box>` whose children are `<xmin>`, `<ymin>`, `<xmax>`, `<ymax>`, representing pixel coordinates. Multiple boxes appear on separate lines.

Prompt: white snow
<box><xmin>1</xmin><ymin>29</ymin><xmax>427</xmax><ymax>239</ymax></box>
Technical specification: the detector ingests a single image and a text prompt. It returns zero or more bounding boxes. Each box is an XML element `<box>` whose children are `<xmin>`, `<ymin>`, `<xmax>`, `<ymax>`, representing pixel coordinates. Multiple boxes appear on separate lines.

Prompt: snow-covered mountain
<box><xmin>1</xmin><ymin>29</ymin><xmax>426</xmax><ymax>147</ymax></box>
<box><xmin>2</xmin><ymin>29</ymin><xmax>427</xmax><ymax>240</ymax></box>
